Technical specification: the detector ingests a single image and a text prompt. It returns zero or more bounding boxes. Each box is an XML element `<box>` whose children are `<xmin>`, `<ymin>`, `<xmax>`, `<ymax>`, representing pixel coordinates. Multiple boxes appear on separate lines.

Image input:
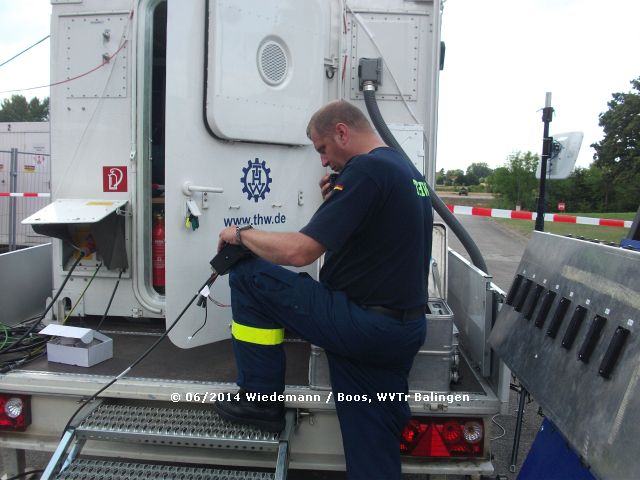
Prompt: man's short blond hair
<box><xmin>306</xmin><ymin>100</ymin><xmax>373</xmax><ymax>138</ymax></box>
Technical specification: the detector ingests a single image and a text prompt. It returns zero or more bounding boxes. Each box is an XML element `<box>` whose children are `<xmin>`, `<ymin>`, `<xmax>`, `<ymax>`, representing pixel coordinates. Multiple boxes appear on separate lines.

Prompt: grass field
<box><xmin>492</xmin><ymin>212</ymin><xmax>635</xmax><ymax>244</ymax></box>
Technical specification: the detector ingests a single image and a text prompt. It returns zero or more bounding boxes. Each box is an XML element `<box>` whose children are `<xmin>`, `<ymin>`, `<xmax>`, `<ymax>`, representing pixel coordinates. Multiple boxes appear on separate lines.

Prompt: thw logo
<box><xmin>241</xmin><ymin>158</ymin><xmax>272</xmax><ymax>202</ymax></box>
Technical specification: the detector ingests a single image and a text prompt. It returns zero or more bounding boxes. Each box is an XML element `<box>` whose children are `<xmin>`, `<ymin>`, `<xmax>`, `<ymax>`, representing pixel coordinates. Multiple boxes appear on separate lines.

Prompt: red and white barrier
<box><xmin>1</xmin><ymin>194</ymin><xmax>631</xmax><ymax>228</ymax></box>
<box><xmin>0</xmin><ymin>192</ymin><xmax>51</xmax><ymax>198</ymax></box>
<box><xmin>447</xmin><ymin>205</ymin><xmax>632</xmax><ymax>229</ymax></box>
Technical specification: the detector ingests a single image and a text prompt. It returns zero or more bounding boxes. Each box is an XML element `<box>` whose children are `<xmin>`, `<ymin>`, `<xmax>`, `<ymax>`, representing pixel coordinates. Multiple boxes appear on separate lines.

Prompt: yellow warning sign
<box><xmin>86</xmin><ymin>201</ymin><xmax>114</xmax><ymax>206</ymax></box>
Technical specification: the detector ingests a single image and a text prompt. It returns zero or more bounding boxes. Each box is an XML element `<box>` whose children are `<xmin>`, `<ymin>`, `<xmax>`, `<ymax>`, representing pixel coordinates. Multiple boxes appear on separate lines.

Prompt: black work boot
<box><xmin>213</xmin><ymin>389</ymin><xmax>285</xmax><ymax>433</ymax></box>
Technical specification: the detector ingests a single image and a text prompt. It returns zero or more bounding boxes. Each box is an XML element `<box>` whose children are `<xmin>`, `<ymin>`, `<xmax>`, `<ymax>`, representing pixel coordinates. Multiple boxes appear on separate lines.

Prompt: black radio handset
<box><xmin>329</xmin><ymin>173</ymin><xmax>339</xmax><ymax>189</ymax></box>
<box><xmin>210</xmin><ymin>244</ymin><xmax>254</xmax><ymax>276</ymax></box>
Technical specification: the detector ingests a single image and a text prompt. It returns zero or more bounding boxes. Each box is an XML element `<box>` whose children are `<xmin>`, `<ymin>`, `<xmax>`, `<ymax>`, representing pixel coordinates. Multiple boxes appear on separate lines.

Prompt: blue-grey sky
<box><xmin>0</xmin><ymin>0</ymin><xmax>51</xmax><ymax>101</ymax></box>
<box><xmin>1</xmin><ymin>0</ymin><xmax>639</xmax><ymax>172</ymax></box>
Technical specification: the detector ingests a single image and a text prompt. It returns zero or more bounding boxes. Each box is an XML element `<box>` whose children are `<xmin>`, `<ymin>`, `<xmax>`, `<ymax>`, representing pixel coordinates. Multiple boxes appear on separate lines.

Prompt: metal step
<box><xmin>75</xmin><ymin>400</ymin><xmax>282</xmax><ymax>451</ymax></box>
<box><xmin>56</xmin><ymin>458</ymin><xmax>275</xmax><ymax>480</ymax></box>
<box><xmin>42</xmin><ymin>400</ymin><xmax>293</xmax><ymax>480</ymax></box>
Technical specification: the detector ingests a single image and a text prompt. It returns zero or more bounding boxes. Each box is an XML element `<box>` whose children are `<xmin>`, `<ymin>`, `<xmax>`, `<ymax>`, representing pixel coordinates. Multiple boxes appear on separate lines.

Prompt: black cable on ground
<box><xmin>0</xmin><ymin>254</ymin><xmax>85</xmax><ymax>355</ymax></box>
<box><xmin>0</xmin><ymin>323</ymin><xmax>47</xmax><ymax>373</ymax></box>
<box><xmin>0</xmin><ymin>339</ymin><xmax>48</xmax><ymax>355</ymax></box>
<box><xmin>362</xmin><ymin>83</ymin><xmax>489</xmax><ymax>274</ymax></box>
<box><xmin>95</xmin><ymin>269</ymin><xmax>124</xmax><ymax>332</ymax></box>
<box><xmin>60</xmin><ymin>272</ymin><xmax>218</xmax><ymax>437</ymax></box>
<box><xmin>0</xmin><ymin>350</ymin><xmax>46</xmax><ymax>374</ymax></box>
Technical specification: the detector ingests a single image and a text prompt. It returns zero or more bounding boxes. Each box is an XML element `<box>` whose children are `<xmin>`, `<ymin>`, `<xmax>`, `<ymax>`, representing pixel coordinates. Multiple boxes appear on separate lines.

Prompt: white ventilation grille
<box><xmin>258</xmin><ymin>40</ymin><xmax>288</xmax><ymax>86</ymax></box>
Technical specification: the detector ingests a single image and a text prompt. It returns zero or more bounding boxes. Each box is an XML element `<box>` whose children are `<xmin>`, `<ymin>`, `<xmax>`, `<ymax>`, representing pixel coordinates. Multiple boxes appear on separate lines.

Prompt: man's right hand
<box><xmin>319</xmin><ymin>174</ymin><xmax>333</xmax><ymax>200</ymax></box>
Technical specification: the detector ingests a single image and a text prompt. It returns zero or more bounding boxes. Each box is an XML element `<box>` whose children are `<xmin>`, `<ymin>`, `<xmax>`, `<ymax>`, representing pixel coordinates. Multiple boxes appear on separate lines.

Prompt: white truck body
<box><xmin>0</xmin><ymin>0</ymin><xmax>509</xmax><ymax>477</ymax></box>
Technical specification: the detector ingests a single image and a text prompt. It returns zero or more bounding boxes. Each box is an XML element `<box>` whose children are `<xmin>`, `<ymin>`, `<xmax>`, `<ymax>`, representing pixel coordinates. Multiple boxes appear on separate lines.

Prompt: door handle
<box><xmin>182</xmin><ymin>181</ymin><xmax>224</xmax><ymax>196</ymax></box>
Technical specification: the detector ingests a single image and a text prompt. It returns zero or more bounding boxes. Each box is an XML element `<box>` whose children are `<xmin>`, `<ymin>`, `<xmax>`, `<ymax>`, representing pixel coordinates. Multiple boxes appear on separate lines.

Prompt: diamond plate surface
<box><xmin>76</xmin><ymin>401</ymin><xmax>280</xmax><ymax>450</ymax></box>
<box><xmin>57</xmin><ymin>459</ymin><xmax>274</xmax><ymax>480</ymax></box>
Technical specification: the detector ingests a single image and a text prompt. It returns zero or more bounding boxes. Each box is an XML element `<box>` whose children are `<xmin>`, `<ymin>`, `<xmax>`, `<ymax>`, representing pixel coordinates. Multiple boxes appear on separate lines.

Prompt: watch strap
<box><xmin>235</xmin><ymin>224</ymin><xmax>252</xmax><ymax>245</ymax></box>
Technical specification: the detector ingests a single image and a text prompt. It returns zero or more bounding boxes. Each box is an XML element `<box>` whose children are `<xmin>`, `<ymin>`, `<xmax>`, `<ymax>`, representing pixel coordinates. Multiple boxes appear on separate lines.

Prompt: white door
<box><xmin>163</xmin><ymin>0</ymin><xmax>328</xmax><ymax>347</ymax></box>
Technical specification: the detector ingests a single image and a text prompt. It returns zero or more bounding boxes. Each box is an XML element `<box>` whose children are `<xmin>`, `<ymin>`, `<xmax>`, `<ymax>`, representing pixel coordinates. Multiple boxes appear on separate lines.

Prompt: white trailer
<box><xmin>0</xmin><ymin>1</ymin><xmax>509</xmax><ymax>478</ymax></box>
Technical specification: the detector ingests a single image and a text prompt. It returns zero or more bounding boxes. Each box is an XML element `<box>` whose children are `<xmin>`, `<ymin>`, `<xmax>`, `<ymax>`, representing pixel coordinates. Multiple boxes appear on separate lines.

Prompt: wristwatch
<box><xmin>235</xmin><ymin>224</ymin><xmax>253</xmax><ymax>245</ymax></box>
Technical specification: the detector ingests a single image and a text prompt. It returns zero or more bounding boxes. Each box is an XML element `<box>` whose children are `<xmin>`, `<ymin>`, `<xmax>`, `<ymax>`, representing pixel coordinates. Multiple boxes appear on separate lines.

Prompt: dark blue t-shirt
<box><xmin>300</xmin><ymin>147</ymin><xmax>433</xmax><ymax>309</ymax></box>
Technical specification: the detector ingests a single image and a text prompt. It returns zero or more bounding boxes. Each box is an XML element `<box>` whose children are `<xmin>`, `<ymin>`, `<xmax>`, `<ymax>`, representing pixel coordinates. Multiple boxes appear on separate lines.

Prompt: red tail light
<box><xmin>400</xmin><ymin>417</ymin><xmax>484</xmax><ymax>457</ymax></box>
<box><xmin>0</xmin><ymin>394</ymin><xmax>31</xmax><ymax>431</ymax></box>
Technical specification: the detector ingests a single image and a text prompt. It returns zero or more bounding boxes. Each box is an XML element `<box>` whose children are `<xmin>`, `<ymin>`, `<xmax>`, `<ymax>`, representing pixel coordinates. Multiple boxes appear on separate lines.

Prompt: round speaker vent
<box><xmin>258</xmin><ymin>40</ymin><xmax>289</xmax><ymax>86</ymax></box>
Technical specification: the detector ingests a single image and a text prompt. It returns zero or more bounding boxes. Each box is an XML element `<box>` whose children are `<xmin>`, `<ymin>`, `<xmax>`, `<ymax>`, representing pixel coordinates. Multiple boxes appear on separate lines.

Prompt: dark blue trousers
<box><xmin>229</xmin><ymin>258</ymin><xmax>426</xmax><ymax>480</ymax></box>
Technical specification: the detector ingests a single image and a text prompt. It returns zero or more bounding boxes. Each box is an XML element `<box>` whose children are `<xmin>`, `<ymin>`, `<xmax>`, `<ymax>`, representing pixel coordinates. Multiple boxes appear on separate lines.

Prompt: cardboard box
<box><xmin>40</xmin><ymin>325</ymin><xmax>113</xmax><ymax>367</ymax></box>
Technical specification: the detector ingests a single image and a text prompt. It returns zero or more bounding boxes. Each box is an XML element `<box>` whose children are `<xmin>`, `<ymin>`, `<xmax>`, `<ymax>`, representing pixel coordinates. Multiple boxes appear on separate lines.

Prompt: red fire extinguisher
<box><xmin>152</xmin><ymin>211</ymin><xmax>165</xmax><ymax>294</ymax></box>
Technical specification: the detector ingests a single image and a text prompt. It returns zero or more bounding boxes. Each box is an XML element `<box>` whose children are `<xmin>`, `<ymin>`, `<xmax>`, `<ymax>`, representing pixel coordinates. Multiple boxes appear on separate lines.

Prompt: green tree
<box><xmin>436</xmin><ymin>168</ymin><xmax>446</xmax><ymax>185</ymax></box>
<box><xmin>465</xmin><ymin>162</ymin><xmax>493</xmax><ymax>185</ymax></box>
<box><xmin>591</xmin><ymin>76</ymin><xmax>640</xmax><ymax>211</ymax></box>
<box><xmin>444</xmin><ymin>169</ymin><xmax>465</xmax><ymax>186</ymax></box>
<box><xmin>487</xmin><ymin>151</ymin><xmax>539</xmax><ymax>210</ymax></box>
<box><xmin>0</xmin><ymin>95</ymin><xmax>49</xmax><ymax>122</ymax></box>
<box><xmin>547</xmin><ymin>166</ymin><xmax>602</xmax><ymax>212</ymax></box>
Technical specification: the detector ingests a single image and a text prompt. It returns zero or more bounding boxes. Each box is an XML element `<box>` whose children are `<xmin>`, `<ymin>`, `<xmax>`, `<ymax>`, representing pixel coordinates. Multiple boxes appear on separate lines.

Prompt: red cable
<box><xmin>0</xmin><ymin>39</ymin><xmax>128</xmax><ymax>95</ymax></box>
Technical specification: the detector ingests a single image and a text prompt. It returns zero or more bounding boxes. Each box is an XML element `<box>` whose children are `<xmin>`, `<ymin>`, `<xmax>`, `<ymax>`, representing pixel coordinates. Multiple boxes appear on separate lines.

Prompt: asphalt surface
<box><xmin>1</xmin><ymin>215</ymin><xmax>540</xmax><ymax>480</ymax></box>
<box><xmin>444</xmin><ymin>213</ymin><xmax>528</xmax><ymax>289</ymax></box>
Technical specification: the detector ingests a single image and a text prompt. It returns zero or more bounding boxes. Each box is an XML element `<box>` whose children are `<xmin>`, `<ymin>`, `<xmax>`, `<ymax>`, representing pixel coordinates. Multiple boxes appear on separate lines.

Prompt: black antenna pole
<box><xmin>513</xmin><ymin>93</ymin><xmax>555</xmax><ymax>471</ymax></box>
<box><xmin>535</xmin><ymin>92</ymin><xmax>554</xmax><ymax>232</ymax></box>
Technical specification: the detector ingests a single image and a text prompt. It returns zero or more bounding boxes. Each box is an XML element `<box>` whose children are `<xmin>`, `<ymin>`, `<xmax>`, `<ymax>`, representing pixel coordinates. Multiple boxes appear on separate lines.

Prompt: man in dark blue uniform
<box><xmin>215</xmin><ymin>100</ymin><xmax>433</xmax><ymax>479</ymax></box>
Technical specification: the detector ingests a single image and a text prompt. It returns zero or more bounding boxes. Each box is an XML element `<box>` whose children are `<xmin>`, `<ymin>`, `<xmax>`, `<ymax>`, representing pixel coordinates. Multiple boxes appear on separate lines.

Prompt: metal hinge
<box><xmin>324</xmin><ymin>56</ymin><xmax>338</xmax><ymax>79</ymax></box>
<box><xmin>116</xmin><ymin>206</ymin><xmax>132</xmax><ymax>217</ymax></box>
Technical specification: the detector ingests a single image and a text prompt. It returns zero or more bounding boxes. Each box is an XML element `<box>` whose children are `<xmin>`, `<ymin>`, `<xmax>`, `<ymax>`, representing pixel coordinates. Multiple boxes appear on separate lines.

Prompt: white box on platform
<box><xmin>40</xmin><ymin>324</ymin><xmax>113</xmax><ymax>367</ymax></box>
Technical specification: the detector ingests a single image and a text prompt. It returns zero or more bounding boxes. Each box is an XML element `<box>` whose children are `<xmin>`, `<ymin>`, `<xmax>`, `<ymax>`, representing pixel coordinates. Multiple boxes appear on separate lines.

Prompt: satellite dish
<box><xmin>536</xmin><ymin>131</ymin><xmax>583</xmax><ymax>179</ymax></box>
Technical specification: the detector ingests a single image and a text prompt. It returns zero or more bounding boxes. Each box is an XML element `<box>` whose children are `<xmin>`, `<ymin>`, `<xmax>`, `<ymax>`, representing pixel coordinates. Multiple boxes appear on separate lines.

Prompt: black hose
<box><xmin>362</xmin><ymin>84</ymin><xmax>489</xmax><ymax>274</ymax></box>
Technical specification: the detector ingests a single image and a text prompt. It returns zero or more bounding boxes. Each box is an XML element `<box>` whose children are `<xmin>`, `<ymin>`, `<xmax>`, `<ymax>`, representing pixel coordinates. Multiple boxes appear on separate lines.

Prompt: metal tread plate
<box><xmin>57</xmin><ymin>458</ymin><xmax>274</xmax><ymax>480</ymax></box>
<box><xmin>76</xmin><ymin>401</ymin><xmax>280</xmax><ymax>451</ymax></box>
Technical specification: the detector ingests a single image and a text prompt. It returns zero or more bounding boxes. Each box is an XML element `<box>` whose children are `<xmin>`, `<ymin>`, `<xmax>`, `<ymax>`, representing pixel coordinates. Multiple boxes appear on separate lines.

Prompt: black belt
<box><xmin>364</xmin><ymin>305</ymin><xmax>426</xmax><ymax>321</ymax></box>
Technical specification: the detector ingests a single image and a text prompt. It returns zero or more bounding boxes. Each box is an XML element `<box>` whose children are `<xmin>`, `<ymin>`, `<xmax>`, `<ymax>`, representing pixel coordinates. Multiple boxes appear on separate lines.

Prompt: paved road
<box><xmin>442</xmin><ymin>214</ymin><xmax>528</xmax><ymax>290</ymax></box>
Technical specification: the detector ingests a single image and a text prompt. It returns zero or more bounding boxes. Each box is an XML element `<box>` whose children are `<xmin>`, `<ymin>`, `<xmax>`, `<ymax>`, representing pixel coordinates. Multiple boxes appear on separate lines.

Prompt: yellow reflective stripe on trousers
<box><xmin>231</xmin><ymin>320</ymin><xmax>284</xmax><ymax>345</ymax></box>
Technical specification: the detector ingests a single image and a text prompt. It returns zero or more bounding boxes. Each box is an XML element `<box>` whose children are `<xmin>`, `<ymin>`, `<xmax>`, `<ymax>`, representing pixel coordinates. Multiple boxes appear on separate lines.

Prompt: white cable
<box><xmin>490</xmin><ymin>414</ymin><xmax>508</xmax><ymax>441</ymax></box>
